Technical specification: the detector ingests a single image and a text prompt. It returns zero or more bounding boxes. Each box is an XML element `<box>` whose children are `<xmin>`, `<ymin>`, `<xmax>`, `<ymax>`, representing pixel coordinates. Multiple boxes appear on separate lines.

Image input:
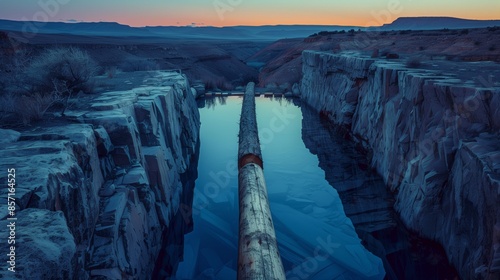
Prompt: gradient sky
<box><xmin>1</xmin><ymin>0</ymin><xmax>499</xmax><ymax>27</ymax></box>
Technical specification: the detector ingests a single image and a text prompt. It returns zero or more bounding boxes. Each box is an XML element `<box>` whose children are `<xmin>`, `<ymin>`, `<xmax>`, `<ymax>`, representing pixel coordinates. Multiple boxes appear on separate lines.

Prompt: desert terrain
<box><xmin>252</xmin><ymin>27</ymin><xmax>500</xmax><ymax>88</ymax></box>
<box><xmin>0</xmin><ymin>17</ymin><xmax>499</xmax><ymax>279</ymax></box>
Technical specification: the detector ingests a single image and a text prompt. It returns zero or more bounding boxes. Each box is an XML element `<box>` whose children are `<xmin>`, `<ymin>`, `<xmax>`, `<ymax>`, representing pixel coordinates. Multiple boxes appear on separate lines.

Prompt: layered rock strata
<box><xmin>0</xmin><ymin>71</ymin><xmax>200</xmax><ymax>279</ymax></box>
<box><xmin>301</xmin><ymin>50</ymin><xmax>500</xmax><ymax>279</ymax></box>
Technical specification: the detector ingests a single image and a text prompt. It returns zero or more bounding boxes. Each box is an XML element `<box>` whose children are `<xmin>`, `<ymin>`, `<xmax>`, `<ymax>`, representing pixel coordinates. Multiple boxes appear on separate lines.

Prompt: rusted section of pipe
<box><xmin>238</xmin><ymin>154</ymin><xmax>263</xmax><ymax>170</ymax></box>
<box><xmin>237</xmin><ymin>82</ymin><xmax>285</xmax><ymax>280</ymax></box>
<box><xmin>238</xmin><ymin>82</ymin><xmax>263</xmax><ymax>170</ymax></box>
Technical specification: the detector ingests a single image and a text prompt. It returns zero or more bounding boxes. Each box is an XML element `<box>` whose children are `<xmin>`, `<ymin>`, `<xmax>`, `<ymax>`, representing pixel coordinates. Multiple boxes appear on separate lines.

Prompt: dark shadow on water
<box><xmin>299</xmin><ymin>101</ymin><xmax>460</xmax><ymax>280</ymax></box>
<box><xmin>152</xmin><ymin>139</ymin><xmax>200</xmax><ymax>279</ymax></box>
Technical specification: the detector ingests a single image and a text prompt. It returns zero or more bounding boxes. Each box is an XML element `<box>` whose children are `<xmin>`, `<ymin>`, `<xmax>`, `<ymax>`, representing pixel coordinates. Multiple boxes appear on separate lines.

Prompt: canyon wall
<box><xmin>0</xmin><ymin>71</ymin><xmax>200</xmax><ymax>279</ymax></box>
<box><xmin>301</xmin><ymin>50</ymin><xmax>500</xmax><ymax>279</ymax></box>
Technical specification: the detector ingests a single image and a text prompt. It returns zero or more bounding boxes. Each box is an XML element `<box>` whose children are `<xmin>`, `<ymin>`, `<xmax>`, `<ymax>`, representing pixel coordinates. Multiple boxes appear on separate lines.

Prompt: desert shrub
<box><xmin>0</xmin><ymin>93</ymin><xmax>17</xmax><ymax>113</ymax></box>
<box><xmin>460</xmin><ymin>29</ymin><xmax>469</xmax><ymax>35</ymax></box>
<box><xmin>1</xmin><ymin>47</ymin><xmax>98</xmax><ymax>125</ymax></box>
<box><xmin>474</xmin><ymin>41</ymin><xmax>481</xmax><ymax>46</ymax></box>
<box><xmin>0</xmin><ymin>93</ymin><xmax>17</xmax><ymax>124</ymax></box>
<box><xmin>26</xmin><ymin>47</ymin><xmax>98</xmax><ymax>93</ymax></box>
<box><xmin>0</xmin><ymin>45</ymin><xmax>33</xmax><ymax>95</ymax></box>
<box><xmin>406</xmin><ymin>56</ymin><xmax>422</xmax><ymax>68</ymax></box>
<box><xmin>22</xmin><ymin>47</ymin><xmax>98</xmax><ymax>117</ymax></box>
<box><xmin>19</xmin><ymin>93</ymin><xmax>61</xmax><ymax>125</ymax></box>
<box><xmin>0</xmin><ymin>92</ymin><xmax>60</xmax><ymax>126</ymax></box>
<box><xmin>489</xmin><ymin>45</ymin><xmax>497</xmax><ymax>51</ymax></box>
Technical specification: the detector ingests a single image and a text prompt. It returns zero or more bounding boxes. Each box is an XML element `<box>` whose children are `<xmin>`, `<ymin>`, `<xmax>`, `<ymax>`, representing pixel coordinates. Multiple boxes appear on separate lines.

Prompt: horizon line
<box><xmin>1</xmin><ymin>16</ymin><xmax>500</xmax><ymax>29</ymax></box>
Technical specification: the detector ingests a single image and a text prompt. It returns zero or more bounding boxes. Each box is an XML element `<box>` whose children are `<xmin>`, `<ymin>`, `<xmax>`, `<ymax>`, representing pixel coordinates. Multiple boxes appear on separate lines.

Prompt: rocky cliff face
<box><xmin>301</xmin><ymin>50</ymin><xmax>500</xmax><ymax>279</ymax></box>
<box><xmin>0</xmin><ymin>71</ymin><xmax>200</xmax><ymax>279</ymax></box>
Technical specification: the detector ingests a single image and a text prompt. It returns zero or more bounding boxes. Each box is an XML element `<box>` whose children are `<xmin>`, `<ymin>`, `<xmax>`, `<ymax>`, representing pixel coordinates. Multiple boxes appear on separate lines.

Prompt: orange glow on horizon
<box><xmin>4</xmin><ymin>2</ymin><xmax>498</xmax><ymax>28</ymax></box>
<box><xmin>117</xmin><ymin>11</ymin><xmax>500</xmax><ymax>28</ymax></box>
<box><xmin>100</xmin><ymin>1</ymin><xmax>500</xmax><ymax>28</ymax></box>
<box><xmin>117</xmin><ymin>14</ymin><xmax>381</xmax><ymax>28</ymax></box>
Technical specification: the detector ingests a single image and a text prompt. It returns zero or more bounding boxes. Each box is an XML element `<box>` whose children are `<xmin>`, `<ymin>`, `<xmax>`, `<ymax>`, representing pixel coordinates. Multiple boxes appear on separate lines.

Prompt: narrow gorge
<box><xmin>0</xmin><ymin>49</ymin><xmax>499</xmax><ymax>280</ymax></box>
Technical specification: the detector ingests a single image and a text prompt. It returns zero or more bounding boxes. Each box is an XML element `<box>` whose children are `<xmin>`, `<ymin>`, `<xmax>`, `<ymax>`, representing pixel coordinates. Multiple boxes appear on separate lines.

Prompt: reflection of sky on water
<box><xmin>174</xmin><ymin>96</ymin><xmax>384</xmax><ymax>280</ymax></box>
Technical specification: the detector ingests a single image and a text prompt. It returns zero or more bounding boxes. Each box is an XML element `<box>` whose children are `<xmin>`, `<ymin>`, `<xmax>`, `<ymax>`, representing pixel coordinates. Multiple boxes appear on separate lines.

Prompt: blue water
<box><xmin>173</xmin><ymin>96</ymin><xmax>385</xmax><ymax>280</ymax></box>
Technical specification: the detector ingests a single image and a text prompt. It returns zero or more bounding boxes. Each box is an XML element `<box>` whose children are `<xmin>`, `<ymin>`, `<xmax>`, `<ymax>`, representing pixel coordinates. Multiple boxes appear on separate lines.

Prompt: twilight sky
<box><xmin>1</xmin><ymin>0</ymin><xmax>499</xmax><ymax>27</ymax></box>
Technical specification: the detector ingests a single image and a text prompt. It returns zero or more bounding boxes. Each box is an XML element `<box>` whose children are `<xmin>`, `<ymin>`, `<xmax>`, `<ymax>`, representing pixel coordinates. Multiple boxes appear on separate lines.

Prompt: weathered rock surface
<box><xmin>301</xmin><ymin>50</ymin><xmax>500</xmax><ymax>279</ymax></box>
<box><xmin>445</xmin><ymin>134</ymin><xmax>500</xmax><ymax>280</ymax></box>
<box><xmin>301</xmin><ymin>104</ymin><xmax>458</xmax><ymax>279</ymax></box>
<box><xmin>0</xmin><ymin>71</ymin><xmax>200</xmax><ymax>279</ymax></box>
<box><xmin>0</xmin><ymin>128</ymin><xmax>21</xmax><ymax>143</ymax></box>
<box><xmin>0</xmin><ymin>209</ymin><xmax>76</xmax><ymax>279</ymax></box>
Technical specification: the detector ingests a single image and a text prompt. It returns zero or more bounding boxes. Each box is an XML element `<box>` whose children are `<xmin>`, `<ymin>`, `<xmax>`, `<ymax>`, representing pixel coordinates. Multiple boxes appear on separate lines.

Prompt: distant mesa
<box><xmin>379</xmin><ymin>16</ymin><xmax>500</xmax><ymax>31</ymax></box>
<box><xmin>0</xmin><ymin>16</ymin><xmax>499</xmax><ymax>41</ymax></box>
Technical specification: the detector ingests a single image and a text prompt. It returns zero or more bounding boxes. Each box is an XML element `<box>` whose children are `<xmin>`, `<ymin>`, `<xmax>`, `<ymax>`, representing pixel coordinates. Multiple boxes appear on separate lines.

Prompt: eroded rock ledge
<box><xmin>300</xmin><ymin>50</ymin><xmax>500</xmax><ymax>279</ymax></box>
<box><xmin>0</xmin><ymin>71</ymin><xmax>200</xmax><ymax>279</ymax></box>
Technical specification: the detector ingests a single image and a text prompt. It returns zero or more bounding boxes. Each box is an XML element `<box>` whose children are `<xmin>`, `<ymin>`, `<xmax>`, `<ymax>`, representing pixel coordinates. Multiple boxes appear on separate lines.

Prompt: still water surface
<box><xmin>173</xmin><ymin>96</ymin><xmax>384</xmax><ymax>280</ymax></box>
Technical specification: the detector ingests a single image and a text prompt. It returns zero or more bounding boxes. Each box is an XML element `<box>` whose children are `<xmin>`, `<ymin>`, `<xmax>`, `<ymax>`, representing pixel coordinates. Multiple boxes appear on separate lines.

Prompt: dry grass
<box><xmin>0</xmin><ymin>92</ymin><xmax>62</xmax><ymax>126</ymax></box>
<box><xmin>19</xmin><ymin>93</ymin><xmax>61</xmax><ymax>125</ymax></box>
<box><xmin>0</xmin><ymin>94</ymin><xmax>18</xmax><ymax>124</ymax></box>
